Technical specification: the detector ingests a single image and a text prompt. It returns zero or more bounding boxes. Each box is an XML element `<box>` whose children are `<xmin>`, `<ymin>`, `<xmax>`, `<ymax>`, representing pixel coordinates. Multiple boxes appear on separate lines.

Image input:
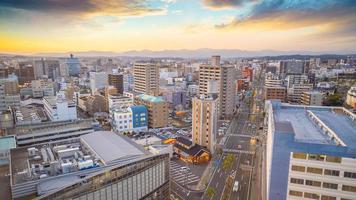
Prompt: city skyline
<box><xmin>1</xmin><ymin>0</ymin><xmax>356</xmax><ymax>54</ymax></box>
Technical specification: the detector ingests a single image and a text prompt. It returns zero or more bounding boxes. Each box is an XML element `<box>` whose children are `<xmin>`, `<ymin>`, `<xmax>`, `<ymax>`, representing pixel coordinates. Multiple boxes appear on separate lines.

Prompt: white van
<box><xmin>233</xmin><ymin>181</ymin><xmax>239</xmax><ymax>192</ymax></box>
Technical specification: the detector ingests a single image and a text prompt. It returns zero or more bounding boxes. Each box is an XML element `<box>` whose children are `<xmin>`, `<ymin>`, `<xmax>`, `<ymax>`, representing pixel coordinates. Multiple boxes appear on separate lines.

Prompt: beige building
<box><xmin>192</xmin><ymin>95</ymin><xmax>218</xmax><ymax>153</ymax></box>
<box><xmin>346</xmin><ymin>87</ymin><xmax>356</xmax><ymax>108</ymax></box>
<box><xmin>133</xmin><ymin>63</ymin><xmax>159</xmax><ymax>96</ymax></box>
<box><xmin>264</xmin><ymin>86</ymin><xmax>287</xmax><ymax>102</ymax></box>
<box><xmin>287</xmin><ymin>84</ymin><xmax>313</xmax><ymax>103</ymax></box>
<box><xmin>199</xmin><ymin>56</ymin><xmax>236</xmax><ymax>119</ymax></box>
<box><xmin>134</xmin><ymin>94</ymin><xmax>168</xmax><ymax>128</ymax></box>
<box><xmin>301</xmin><ymin>91</ymin><xmax>323</xmax><ymax>106</ymax></box>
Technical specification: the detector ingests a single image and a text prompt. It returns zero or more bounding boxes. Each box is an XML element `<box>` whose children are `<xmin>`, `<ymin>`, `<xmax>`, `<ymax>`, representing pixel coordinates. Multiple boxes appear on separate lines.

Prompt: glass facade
<box><xmin>40</xmin><ymin>154</ymin><xmax>169</xmax><ymax>200</ymax></box>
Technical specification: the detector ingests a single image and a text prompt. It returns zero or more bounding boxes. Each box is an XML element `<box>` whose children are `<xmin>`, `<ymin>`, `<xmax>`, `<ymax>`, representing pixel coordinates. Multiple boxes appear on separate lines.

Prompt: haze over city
<box><xmin>1</xmin><ymin>0</ymin><xmax>356</xmax><ymax>54</ymax></box>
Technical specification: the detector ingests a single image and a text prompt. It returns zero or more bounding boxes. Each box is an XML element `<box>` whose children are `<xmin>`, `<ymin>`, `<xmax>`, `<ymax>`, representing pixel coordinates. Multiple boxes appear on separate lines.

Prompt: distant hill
<box><xmin>1</xmin><ymin>48</ymin><xmax>355</xmax><ymax>58</ymax></box>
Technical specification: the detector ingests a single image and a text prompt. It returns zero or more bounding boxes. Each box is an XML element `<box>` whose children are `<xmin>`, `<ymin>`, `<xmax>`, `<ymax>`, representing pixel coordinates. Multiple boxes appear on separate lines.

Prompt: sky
<box><xmin>0</xmin><ymin>0</ymin><xmax>355</xmax><ymax>54</ymax></box>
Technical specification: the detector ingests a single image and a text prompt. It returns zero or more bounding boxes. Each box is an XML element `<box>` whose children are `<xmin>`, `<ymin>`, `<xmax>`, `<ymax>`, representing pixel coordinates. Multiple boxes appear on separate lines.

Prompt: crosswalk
<box><xmin>170</xmin><ymin>162</ymin><xmax>200</xmax><ymax>185</ymax></box>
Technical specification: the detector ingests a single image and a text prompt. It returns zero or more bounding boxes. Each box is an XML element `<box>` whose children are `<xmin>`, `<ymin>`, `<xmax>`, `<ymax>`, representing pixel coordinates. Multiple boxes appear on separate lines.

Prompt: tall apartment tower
<box><xmin>108</xmin><ymin>73</ymin><xmax>124</xmax><ymax>94</ymax></box>
<box><xmin>192</xmin><ymin>95</ymin><xmax>218</xmax><ymax>153</ymax></box>
<box><xmin>211</xmin><ymin>55</ymin><xmax>221</xmax><ymax>66</ymax></box>
<box><xmin>199</xmin><ymin>56</ymin><xmax>236</xmax><ymax>119</ymax></box>
<box><xmin>133</xmin><ymin>63</ymin><xmax>159</xmax><ymax>96</ymax></box>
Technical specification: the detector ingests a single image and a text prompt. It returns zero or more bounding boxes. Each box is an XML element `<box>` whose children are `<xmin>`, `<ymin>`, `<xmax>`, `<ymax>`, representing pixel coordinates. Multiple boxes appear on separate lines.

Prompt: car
<box><xmin>233</xmin><ymin>181</ymin><xmax>239</xmax><ymax>192</ymax></box>
<box><xmin>180</xmin><ymin>166</ymin><xmax>189</xmax><ymax>171</ymax></box>
<box><xmin>237</xmin><ymin>145</ymin><xmax>242</xmax><ymax>149</ymax></box>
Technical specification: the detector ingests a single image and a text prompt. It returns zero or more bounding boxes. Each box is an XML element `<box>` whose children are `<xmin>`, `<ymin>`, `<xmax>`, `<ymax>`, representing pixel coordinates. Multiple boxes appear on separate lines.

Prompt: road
<box><xmin>204</xmin><ymin>67</ymin><xmax>265</xmax><ymax>200</ymax></box>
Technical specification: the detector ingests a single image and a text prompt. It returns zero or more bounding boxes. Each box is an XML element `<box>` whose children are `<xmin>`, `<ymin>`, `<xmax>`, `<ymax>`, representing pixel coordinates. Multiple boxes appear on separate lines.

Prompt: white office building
<box><xmin>43</xmin><ymin>93</ymin><xmax>77</xmax><ymax>121</ymax></box>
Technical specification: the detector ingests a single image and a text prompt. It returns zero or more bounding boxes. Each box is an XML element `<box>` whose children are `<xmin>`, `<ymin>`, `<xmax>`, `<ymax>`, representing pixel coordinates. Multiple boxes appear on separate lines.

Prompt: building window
<box><xmin>321</xmin><ymin>196</ymin><xmax>336</xmax><ymax>200</ymax></box>
<box><xmin>324</xmin><ymin>169</ymin><xmax>340</xmax><ymax>176</ymax></box>
<box><xmin>342</xmin><ymin>185</ymin><xmax>356</xmax><ymax>193</ymax></box>
<box><xmin>291</xmin><ymin>165</ymin><xmax>305</xmax><ymax>172</ymax></box>
<box><xmin>293</xmin><ymin>152</ymin><xmax>307</xmax><ymax>159</ymax></box>
<box><xmin>308</xmin><ymin>154</ymin><xmax>325</xmax><ymax>161</ymax></box>
<box><xmin>305</xmin><ymin>180</ymin><xmax>321</xmax><ymax>187</ymax></box>
<box><xmin>289</xmin><ymin>190</ymin><xmax>303</xmax><ymax>197</ymax></box>
<box><xmin>325</xmin><ymin>156</ymin><xmax>341</xmax><ymax>163</ymax></box>
<box><xmin>304</xmin><ymin>192</ymin><xmax>320</xmax><ymax>199</ymax></box>
<box><xmin>344</xmin><ymin>172</ymin><xmax>356</xmax><ymax>179</ymax></box>
<box><xmin>290</xmin><ymin>178</ymin><xmax>304</xmax><ymax>185</ymax></box>
<box><xmin>322</xmin><ymin>182</ymin><xmax>338</xmax><ymax>190</ymax></box>
<box><xmin>307</xmin><ymin>167</ymin><xmax>323</xmax><ymax>175</ymax></box>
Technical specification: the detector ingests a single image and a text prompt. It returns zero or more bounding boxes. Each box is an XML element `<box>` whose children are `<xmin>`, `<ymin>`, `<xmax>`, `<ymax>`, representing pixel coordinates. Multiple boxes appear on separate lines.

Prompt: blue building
<box><xmin>265</xmin><ymin>100</ymin><xmax>356</xmax><ymax>200</ymax></box>
<box><xmin>66</xmin><ymin>54</ymin><xmax>80</xmax><ymax>76</ymax></box>
<box><xmin>129</xmin><ymin>105</ymin><xmax>148</xmax><ymax>132</ymax></box>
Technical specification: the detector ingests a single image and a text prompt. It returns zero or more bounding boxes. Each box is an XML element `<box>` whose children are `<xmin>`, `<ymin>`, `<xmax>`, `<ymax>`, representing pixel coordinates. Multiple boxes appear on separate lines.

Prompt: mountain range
<box><xmin>1</xmin><ymin>48</ymin><xmax>356</xmax><ymax>58</ymax></box>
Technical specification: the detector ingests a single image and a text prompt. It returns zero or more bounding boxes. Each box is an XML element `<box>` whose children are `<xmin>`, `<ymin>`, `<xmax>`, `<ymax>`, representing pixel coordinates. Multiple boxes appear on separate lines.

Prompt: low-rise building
<box><xmin>112</xmin><ymin>105</ymin><xmax>148</xmax><ymax>133</ymax></box>
<box><xmin>301</xmin><ymin>91</ymin><xmax>323</xmax><ymax>106</ymax></box>
<box><xmin>43</xmin><ymin>93</ymin><xmax>77</xmax><ymax>121</ymax></box>
<box><xmin>0</xmin><ymin>136</ymin><xmax>16</xmax><ymax>165</ymax></box>
<box><xmin>173</xmin><ymin>137</ymin><xmax>210</xmax><ymax>164</ymax></box>
<box><xmin>264</xmin><ymin>86</ymin><xmax>287</xmax><ymax>102</ymax></box>
<box><xmin>287</xmin><ymin>84</ymin><xmax>313</xmax><ymax>103</ymax></box>
<box><xmin>9</xmin><ymin>131</ymin><xmax>170</xmax><ymax>199</ymax></box>
<box><xmin>346</xmin><ymin>87</ymin><xmax>356</xmax><ymax>108</ymax></box>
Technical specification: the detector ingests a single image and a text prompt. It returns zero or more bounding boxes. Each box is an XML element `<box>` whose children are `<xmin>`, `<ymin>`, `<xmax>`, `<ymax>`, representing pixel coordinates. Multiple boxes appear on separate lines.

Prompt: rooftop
<box><xmin>0</xmin><ymin>136</ymin><xmax>16</xmax><ymax>151</ymax></box>
<box><xmin>80</xmin><ymin>131</ymin><xmax>146</xmax><ymax>165</ymax></box>
<box><xmin>273</xmin><ymin>102</ymin><xmax>356</xmax><ymax>148</ymax></box>
<box><xmin>136</xmin><ymin>94</ymin><xmax>165</xmax><ymax>103</ymax></box>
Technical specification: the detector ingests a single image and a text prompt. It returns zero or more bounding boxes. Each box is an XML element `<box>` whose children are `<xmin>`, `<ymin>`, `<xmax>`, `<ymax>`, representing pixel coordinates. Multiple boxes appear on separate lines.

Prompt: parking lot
<box><xmin>170</xmin><ymin>161</ymin><xmax>201</xmax><ymax>186</ymax></box>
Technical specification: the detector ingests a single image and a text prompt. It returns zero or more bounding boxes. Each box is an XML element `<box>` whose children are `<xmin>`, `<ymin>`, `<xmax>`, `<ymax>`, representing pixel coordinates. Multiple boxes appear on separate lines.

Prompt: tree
<box><xmin>222</xmin><ymin>154</ymin><xmax>235</xmax><ymax>170</ymax></box>
<box><xmin>324</xmin><ymin>93</ymin><xmax>343</xmax><ymax>106</ymax></box>
<box><xmin>205</xmin><ymin>186</ymin><xmax>216</xmax><ymax>198</ymax></box>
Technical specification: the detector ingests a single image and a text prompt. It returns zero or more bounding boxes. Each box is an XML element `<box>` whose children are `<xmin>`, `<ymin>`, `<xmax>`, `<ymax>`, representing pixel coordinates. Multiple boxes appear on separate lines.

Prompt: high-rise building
<box><xmin>279</xmin><ymin>60</ymin><xmax>309</xmax><ymax>76</ymax></box>
<box><xmin>133</xmin><ymin>63</ymin><xmax>159</xmax><ymax>96</ymax></box>
<box><xmin>9</xmin><ymin>131</ymin><xmax>170</xmax><ymax>199</ymax></box>
<box><xmin>89</xmin><ymin>71</ymin><xmax>108</xmax><ymax>95</ymax></box>
<box><xmin>108</xmin><ymin>73</ymin><xmax>124</xmax><ymax>94</ymax></box>
<box><xmin>34</xmin><ymin>59</ymin><xmax>60</xmax><ymax>80</ymax></box>
<box><xmin>192</xmin><ymin>95</ymin><xmax>218</xmax><ymax>153</ymax></box>
<box><xmin>66</xmin><ymin>54</ymin><xmax>80</xmax><ymax>76</ymax></box>
<box><xmin>134</xmin><ymin>94</ymin><xmax>168</xmax><ymax>128</ymax></box>
<box><xmin>18</xmin><ymin>62</ymin><xmax>35</xmax><ymax>84</ymax></box>
<box><xmin>199</xmin><ymin>56</ymin><xmax>236</xmax><ymax>119</ymax></box>
<box><xmin>0</xmin><ymin>74</ymin><xmax>20</xmax><ymax>111</ymax></box>
<box><xmin>265</xmin><ymin>100</ymin><xmax>356</xmax><ymax>200</ymax></box>
<box><xmin>211</xmin><ymin>55</ymin><xmax>221</xmax><ymax>66</ymax></box>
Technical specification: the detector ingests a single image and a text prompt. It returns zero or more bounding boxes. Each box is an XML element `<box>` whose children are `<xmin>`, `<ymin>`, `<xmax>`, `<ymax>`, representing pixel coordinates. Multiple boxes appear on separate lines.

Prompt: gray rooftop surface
<box><xmin>80</xmin><ymin>131</ymin><xmax>145</xmax><ymax>165</ymax></box>
<box><xmin>274</xmin><ymin>108</ymin><xmax>333</xmax><ymax>145</ymax></box>
<box><xmin>312</xmin><ymin>110</ymin><xmax>356</xmax><ymax>148</ymax></box>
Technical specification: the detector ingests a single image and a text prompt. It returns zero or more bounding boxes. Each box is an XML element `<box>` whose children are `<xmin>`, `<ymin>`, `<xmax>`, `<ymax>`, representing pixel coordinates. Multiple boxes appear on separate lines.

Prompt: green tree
<box><xmin>205</xmin><ymin>186</ymin><xmax>216</xmax><ymax>198</ymax></box>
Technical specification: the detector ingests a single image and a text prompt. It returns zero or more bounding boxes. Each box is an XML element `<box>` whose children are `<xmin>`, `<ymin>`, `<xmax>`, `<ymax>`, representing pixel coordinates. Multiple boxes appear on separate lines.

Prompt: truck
<box><xmin>233</xmin><ymin>181</ymin><xmax>239</xmax><ymax>192</ymax></box>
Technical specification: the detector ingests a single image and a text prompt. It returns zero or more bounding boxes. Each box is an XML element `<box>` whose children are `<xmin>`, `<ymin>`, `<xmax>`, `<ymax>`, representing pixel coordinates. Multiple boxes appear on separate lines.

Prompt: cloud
<box><xmin>203</xmin><ymin>0</ymin><xmax>257</xmax><ymax>9</ymax></box>
<box><xmin>215</xmin><ymin>0</ymin><xmax>356</xmax><ymax>35</ymax></box>
<box><xmin>0</xmin><ymin>0</ymin><xmax>164</xmax><ymax>17</ymax></box>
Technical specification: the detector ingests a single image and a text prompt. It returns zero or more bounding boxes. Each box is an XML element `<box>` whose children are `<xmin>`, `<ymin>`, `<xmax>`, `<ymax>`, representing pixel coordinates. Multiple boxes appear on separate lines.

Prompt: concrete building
<box><xmin>192</xmin><ymin>95</ymin><xmax>218</xmax><ymax>153</ymax></box>
<box><xmin>31</xmin><ymin>79</ymin><xmax>55</xmax><ymax>98</ymax></box>
<box><xmin>34</xmin><ymin>59</ymin><xmax>60</xmax><ymax>80</ymax></box>
<box><xmin>43</xmin><ymin>93</ymin><xmax>77</xmax><ymax>121</ymax></box>
<box><xmin>287</xmin><ymin>84</ymin><xmax>313</xmax><ymax>103</ymax></box>
<box><xmin>134</xmin><ymin>94</ymin><xmax>168</xmax><ymax>128</ymax></box>
<box><xmin>199</xmin><ymin>56</ymin><xmax>236</xmax><ymax>119</ymax></box>
<box><xmin>89</xmin><ymin>71</ymin><xmax>108</xmax><ymax>95</ymax></box>
<box><xmin>0</xmin><ymin>136</ymin><xmax>16</xmax><ymax>165</ymax></box>
<box><xmin>9</xmin><ymin>131</ymin><xmax>169</xmax><ymax>199</ymax></box>
<box><xmin>133</xmin><ymin>62</ymin><xmax>159</xmax><ymax>96</ymax></box>
<box><xmin>112</xmin><ymin>107</ymin><xmax>132</xmax><ymax>132</ymax></box>
<box><xmin>280</xmin><ymin>60</ymin><xmax>309</xmax><ymax>76</ymax></box>
<box><xmin>108</xmin><ymin>73</ymin><xmax>124</xmax><ymax>94</ymax></box>
<box><xmin>264</xmin><ymin>86</ymin><xmax>287</xmax><ymax>102</ymax></box>
<box><xmin>66</xmin><ymin>54</ymin><xmax>80</xmax><ymax>76</ymax></box>
<box><xmin>346</xmin><ymin>87</ymin><xmax>356</xmax><ymax>109</ymax></box>
<box><xmin>129</xmin><ymin>105</ymin><xmax>148</xmax><ymax>132</ymax></box>
<box><xmin>286</xmin><ymin>74</ymin><xmax>308</xmax><ymax>88</ymax></box>
<box><xmin>0</xmin><ymin>74</ymin><xmax>20</xmax><ymax>111</ymax></box>
<box><xmin>18</xmin><ymin>62</ymin><xmax>35</xmax><ymax>84</ymax></box>
<box><xmin>265</xmin><ymin>100</ymin><xmax>356</xmax><ymax>200</ymax></box>
<box><xmin>301</xmin><ymin>91</ymin><xmax>323</xmax><ymax>106</ymax></box>
<box><xmin>108</xmin><ymin>94</ymin><xmax>133</xmax><ymax>117</ymax></box>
